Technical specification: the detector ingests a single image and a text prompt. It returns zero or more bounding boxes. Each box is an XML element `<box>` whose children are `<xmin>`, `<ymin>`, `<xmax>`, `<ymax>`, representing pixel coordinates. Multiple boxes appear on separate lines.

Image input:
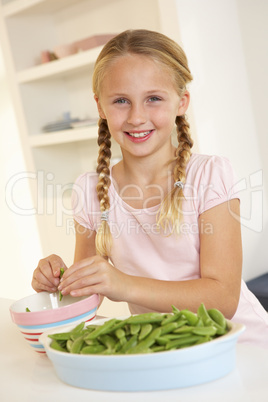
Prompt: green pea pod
<box><xmin>173</xmin><ymin>325</ymin><xmax>194</xmax><ymax>334</ymax></box>
<box><xmin>84</xmin><ymin>318</ymin><xmax>117</xmax><ymax>340</ymax></box>
<box><xmin>155</xmin><ymin>336</ymin><xmax>170</xmax><ymax>346</ymax></box>
<box><xmin>180</xmin><ymin>309</ymin><xmax>199</xmax><ymax>326</ymax></box>
<box><xmin>160</xmin><ymin>322</ymin><xmax>179</xmax><ymax>336</ymax></box>
<box><xmin>119</xmin><ymin>334</ymin><xmax>138</xmax><ymax>354</ymax></box>
<box><xmin>80</xmin><ymin>344</ymin><xmax>106</xmax><ymax>354</ymax></box>
<box><xmin>84</xmin><ymin>338</ymin><xmax>100</xmax><ymax>346</ymax></box>
<box><xmin>166</xmin><ymin>335</ymin><xmax>203</xmax><ymax>350</ymax></box>
<box><xmin>71</xmin><ymin>321</ymin><xmax>85</xmax><ymax>334</ymax></box>
<box><xmin>208</xmin><ymin>308</ymin><xmax>227</xmax><ymax>330</ymax></box>
<box><xmin>50</xmin><ymin>339</ymin><xmax>67</xmax><ymax>352</ymax></box>
<box><xmin>165</xmin><ymin>333</ymin><xmax>193</xmax><ymax>340</ymax></box>
<box><xmin>139</xmin><ymin>324</ymin><xmax>153</xmax><ymax>340</ymax></box>
<box><xmin>115</xmin><ymin>328</ymin><xmax>125</xmax><ymax>339</ymax></box>
<box><xmin>48</xmin><ymin>332</ymin><xmax>72</xmax><ymax>341</ymax></box>
<box><xmin>194</xmin><ymin>335</ymin><xmax>211</xmax><ymax>345</ymax></box>
<box><xmin>128</xmin><ymin>327</ymin><xmax>162</xmax><ymax>354</ymax></box>
<box><xmin>152</xmin><ymin>345</ymin><xmax>165</xmax><ymax>352</ymax></box>
<box><xmin>70</xmin><ymin>336</ymin><xmax>85</xmax><ymax>354</ymax></box>
<box><xmin>130</xmin><ymin>323</ymin><xmax>141</xmax><ymax>335</ymax></box>
<box><xmin>175</xmin><ymin>318</ymin><xmax>188</xmax><ymax>328</ymax></box>
<box><xmin>192</xmin><ymin>326</ymin><xmax>217</xmax><ymax>336</ymax></box>
<box><xmin>197</xmin><ymin>303</ymin><xmax>213</xmax><ymax>326</ymax></box>
<box><xmin>126</xmin><ymin>312</ymin><xmax>164</xmax><ymax>325</ymax></box>
<box><xmin>26</xmin><ymin>307</ymin><xmax>31</xmax><ymax>312</ymax></box>
<box><xmin>66</xmin><ymin>339</ymin><xmax>73</xmax><ymax>352</ymax></box>
<box><xmin>99</xmin><ymin>334</ymin><xmax>116</xmax><ymax>350</ymax></box>
<box><xmin>171</xmin><ymin>305</ymin><xmax>180</xmax><ymax>314</ymax></box>
<box><xmin>161</xmin><ymin>312</ymin><xmax>181</xmax><ymax>326</ymax></box>
<box><xmin>58</xmin><ymin>267</ymin><xmax>65</xmax><ymax>301</ymax></box>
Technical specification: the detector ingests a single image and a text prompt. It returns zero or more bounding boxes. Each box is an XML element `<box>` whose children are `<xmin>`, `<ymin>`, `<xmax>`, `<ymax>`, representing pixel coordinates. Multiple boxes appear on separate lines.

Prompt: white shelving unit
<box><xmin>0</xmin><ymin>0</ymin><xmax>183</xmax><ymax>264</ymax></box>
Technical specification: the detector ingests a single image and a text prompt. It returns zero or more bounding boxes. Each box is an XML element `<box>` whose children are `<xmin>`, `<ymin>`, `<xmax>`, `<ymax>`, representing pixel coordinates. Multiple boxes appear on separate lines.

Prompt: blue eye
<box><xmin>148</xmin><ymin>96</ymin><xmax>161</xmax><ymax>102</ymax></box>
<box><xmin>115</xmin><ymin>98</ymin><xmax>128</xmax><ymax>104</ymax></box>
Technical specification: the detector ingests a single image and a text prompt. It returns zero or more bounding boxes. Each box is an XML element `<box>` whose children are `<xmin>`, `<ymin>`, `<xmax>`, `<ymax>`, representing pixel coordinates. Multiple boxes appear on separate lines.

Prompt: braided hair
<box><xmin>92</xmin><ymin>29</ymin><xmax>194</xmax><ymax>255</ymax></box>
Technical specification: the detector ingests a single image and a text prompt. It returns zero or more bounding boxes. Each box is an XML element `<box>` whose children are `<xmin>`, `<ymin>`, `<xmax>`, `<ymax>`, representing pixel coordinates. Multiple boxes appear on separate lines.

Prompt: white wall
<box><xmin>175</xmin><ymin>0</ymin><xmax>268</xmax><ymax>280</ymax></box>
<box><xmin>0</xmin><ymin>46</ymin><xmax>42</xmax><ymax>300</ymax></box>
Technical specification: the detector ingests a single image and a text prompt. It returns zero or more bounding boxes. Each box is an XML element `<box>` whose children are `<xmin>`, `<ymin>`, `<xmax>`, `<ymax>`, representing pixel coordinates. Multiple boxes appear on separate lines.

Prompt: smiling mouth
<box><xmin>126</xmin><ymin>130</ymin><xmax>153</xmax><ymax>138</ymax></box>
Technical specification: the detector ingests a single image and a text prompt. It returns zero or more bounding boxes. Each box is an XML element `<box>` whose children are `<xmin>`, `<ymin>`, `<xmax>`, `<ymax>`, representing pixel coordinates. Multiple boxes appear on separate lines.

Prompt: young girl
<box><xmin>32</xmin><ymin>29</ymin><xmax>268</xmax><ymax>348</ymax></box>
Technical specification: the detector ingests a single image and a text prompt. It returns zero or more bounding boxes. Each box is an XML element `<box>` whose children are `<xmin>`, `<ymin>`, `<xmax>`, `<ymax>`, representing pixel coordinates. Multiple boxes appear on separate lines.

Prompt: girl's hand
<box><xmin>32</xmin><ymin>254</ymin><xmax>67</xmax><ymax>293</ymax></box>
<box><xmin>58</xmin><ymin>255</ymin><xmax>128</xmax><ymax>301</ymax></box>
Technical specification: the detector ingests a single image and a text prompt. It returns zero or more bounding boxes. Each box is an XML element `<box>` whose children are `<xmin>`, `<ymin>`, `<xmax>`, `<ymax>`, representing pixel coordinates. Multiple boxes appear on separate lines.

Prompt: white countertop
<box><xmin>1</xmin><ymin>297</ymin><xmax>268</xmax><ymax>401</ymax></box>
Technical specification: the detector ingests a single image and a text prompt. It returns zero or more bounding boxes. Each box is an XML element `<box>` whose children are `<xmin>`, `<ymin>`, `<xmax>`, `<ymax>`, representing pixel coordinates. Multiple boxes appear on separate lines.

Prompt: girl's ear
<box><xmin>94</xmin><ymin>95</ymin><xmax>106</xmax><ymax>119</ymax></box>
<box><xmin>177</xmin><ymin>90</ymin><xmax>190</xmax><ymax>116</ymax></box>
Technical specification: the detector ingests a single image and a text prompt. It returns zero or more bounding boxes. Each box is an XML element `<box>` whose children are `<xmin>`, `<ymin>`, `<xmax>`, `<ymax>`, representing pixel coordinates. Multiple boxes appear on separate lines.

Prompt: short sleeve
<box><xmin>198</xmin><ymin>155</ymin><xmax>239</xmax><ymax>215</ymax></box>
<box><xmin>71</xmin><ymin>172</ymin><xmax>99</xmax><ymax>231</ymax></box>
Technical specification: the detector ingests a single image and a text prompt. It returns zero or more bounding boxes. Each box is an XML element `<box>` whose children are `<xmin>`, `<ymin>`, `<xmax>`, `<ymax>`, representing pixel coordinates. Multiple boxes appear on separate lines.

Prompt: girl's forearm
<box><xmin>123</xmin><ymin>274</ymin><xmax>240</xmax><ymax>319</ymax></box>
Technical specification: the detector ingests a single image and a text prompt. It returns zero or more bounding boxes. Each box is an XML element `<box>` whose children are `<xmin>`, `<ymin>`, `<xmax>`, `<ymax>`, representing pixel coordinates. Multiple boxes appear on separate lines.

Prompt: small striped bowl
<box><xmin>10</xmin><ymin>292</ymin><xmax>99</xmax><ymax>354</ymax></box>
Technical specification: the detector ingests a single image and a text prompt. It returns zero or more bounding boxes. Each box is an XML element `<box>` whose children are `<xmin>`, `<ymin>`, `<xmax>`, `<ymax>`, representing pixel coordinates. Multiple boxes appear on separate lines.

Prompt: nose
<box><xmin>127</xmin><ymin>103</ymin><xmax>147</xmax><ymax>126</ymax></box>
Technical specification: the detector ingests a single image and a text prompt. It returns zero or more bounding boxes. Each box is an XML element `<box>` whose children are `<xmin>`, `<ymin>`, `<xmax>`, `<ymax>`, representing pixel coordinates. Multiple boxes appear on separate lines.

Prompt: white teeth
<box><xmin>128</xmin><ymin>130</ymin><xmax>152</xmax><ymax>138</ymax></box>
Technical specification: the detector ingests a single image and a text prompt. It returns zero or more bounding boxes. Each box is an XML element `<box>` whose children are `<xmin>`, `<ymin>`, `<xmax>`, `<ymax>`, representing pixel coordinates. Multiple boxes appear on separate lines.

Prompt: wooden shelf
<box><xmin>17</xmin><ymin>46</ymin><xmax>102</xmax><ymax>83</ymax></box>
<box><xmin>29</xmin><ymin>125</ymin><xmax>98</xmax><ymax>147</ymax></box>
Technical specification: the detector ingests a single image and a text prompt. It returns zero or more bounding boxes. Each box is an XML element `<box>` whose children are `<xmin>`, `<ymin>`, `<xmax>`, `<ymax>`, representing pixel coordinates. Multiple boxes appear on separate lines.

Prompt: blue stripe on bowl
<box><xmin>29</xmin><ymin>343</ymin><xmax>44</xmax><ymax>349</ymax></box>
<box><xmin>17</xmin><ymin>307</ymin><xmax>97</xmax><ymax>330</ymax></box>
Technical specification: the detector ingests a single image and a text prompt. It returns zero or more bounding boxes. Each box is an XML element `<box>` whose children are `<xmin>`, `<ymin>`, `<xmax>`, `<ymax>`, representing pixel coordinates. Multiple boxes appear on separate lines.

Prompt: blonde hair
<box><xmin>92</xmin><ymin>29</ymin><xmax>193</xmax><ymax>256</ymax></box>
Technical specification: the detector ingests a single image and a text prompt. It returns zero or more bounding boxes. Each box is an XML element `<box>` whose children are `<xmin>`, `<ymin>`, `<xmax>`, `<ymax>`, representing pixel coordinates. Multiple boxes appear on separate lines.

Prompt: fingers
<box><xmin>32</xmin><ymin>254</ymin><xmax>67</xmax><ymax>293</ymax></box>
<box><xmin>58</xmin><ymin>256</ymin><xmax>104</xmax><ymax>297</ymax></box>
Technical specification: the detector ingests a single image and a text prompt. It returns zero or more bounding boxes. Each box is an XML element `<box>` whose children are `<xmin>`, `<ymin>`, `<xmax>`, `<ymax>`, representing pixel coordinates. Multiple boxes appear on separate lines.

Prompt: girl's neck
<box><xmin>111</xmin><ymin>145</ymin><xmax>177</xmax><ymax>210</ymax></box>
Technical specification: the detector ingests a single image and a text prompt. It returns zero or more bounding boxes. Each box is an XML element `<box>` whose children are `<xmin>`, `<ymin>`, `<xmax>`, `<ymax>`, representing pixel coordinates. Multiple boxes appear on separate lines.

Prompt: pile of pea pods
<box><xmin>48</xmin><ymin>303</ymin><xmax>229</xmax><ymax>355</ymax></box>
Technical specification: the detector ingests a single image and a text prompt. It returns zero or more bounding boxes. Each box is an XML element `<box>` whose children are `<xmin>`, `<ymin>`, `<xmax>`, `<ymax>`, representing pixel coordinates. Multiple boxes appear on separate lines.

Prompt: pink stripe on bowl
<box><xmin>10</xmin><ymin>293</ymin><xmax>99</xmax><ymax>326</ymax></box>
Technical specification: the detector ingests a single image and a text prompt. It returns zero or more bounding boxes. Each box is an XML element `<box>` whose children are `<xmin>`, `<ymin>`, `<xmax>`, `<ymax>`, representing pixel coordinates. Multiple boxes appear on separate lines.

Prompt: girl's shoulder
<box><xmin>73</xmin><ymin>171</ymin><xmax>99</xmax><ymax>189</ymax></box>
<box><xmin>186</xmin><ymin>153</ymin><xmax>235</xmax><ymax>182</ymax></box>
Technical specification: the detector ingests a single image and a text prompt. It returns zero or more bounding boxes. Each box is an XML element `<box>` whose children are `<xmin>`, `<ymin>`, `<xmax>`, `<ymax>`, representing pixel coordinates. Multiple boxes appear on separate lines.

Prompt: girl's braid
<box><xmin>174</xmin><ymin>115</ymin><xmax>193</xmax><ymax>185</ymax></box>
<box><xmin>156</xmin><ymin>115</ymin><xmax>193</xmax><ymax>234</ymax></box>
<box><xmin>95</xmin><ymin>118</ymin><xmax>113</xmax><ymax>256</ymax></box>
<box><xmin>96</xmin><ymin>118</ymin><xmax>112</xmax><ymax>212</ymax></box>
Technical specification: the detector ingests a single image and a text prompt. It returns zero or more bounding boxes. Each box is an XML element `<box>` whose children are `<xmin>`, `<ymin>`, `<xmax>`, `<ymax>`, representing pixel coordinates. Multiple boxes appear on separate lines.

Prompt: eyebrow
<box><xmin>108</xmin><ymin>89</ymin><xmax>169</xmax><ymax>97</ymax></box>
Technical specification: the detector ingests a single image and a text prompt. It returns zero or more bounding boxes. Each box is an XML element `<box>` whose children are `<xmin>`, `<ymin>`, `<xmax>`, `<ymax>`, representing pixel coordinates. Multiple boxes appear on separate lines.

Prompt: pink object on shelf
<box><xmin>74</xmin><ymin>34</ymin><xmax>116</xmax><ymax>51</ymax></box>
<box><xmin>54</xmin><ymin>42</ymin><xmax>77</xmax><ymax>59</ymax></box>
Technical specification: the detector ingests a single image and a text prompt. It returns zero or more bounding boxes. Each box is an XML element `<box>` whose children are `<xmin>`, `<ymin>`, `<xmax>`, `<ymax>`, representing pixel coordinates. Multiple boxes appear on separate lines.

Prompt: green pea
<box><xmin>99</xmin><ymin>334</ymin><xmax>116</xmax><ymax>350</ymax></box>
<box><xmin>173</xmin><ymin>325</ymin><xmax>194</xmax><ymax>334</ymax></box>
<box><xmin>50</xmin><ymin>339</ymin><xmax>67</xmax><ymax>352</ymax></box>
<box><xmin>171</xmin><ymin>305</ymin><xmax>180</xmax><ymax>314</ymax></box>
<box><xmin>138</xmin><ymin>323</ymin><xmax>153</xmax><ymax>340</ymax></box>
<box><xmin>66</xmin><ymin>339</ymin><xmax>73</xmax><ymax>352</ymax></box>
<box><xmin>48</xmin><ymin>332</ymin><xmax>72</xmax><ymax>341</ymax></box>
<box><xmin>119</xmin><ymin>334</ymin><xmax>138</xmax><ymax>354</ymax></box>
<box><xmin>128</xmin><ymin>327</ymin><xmax>162</xmax><ymax>354</ymax></box>
<box><xmin>192</xmin><ymin>326</ymin><xmax>217</xmax><ymax>336</ymax></box>
<box><xmin>180</xmin><ymin>309</ymin><xmax>199</xmax><ymax>326</ymax></box>
<box><xmin>70</xmin><ymin>336</ymin><xmax>84</xmax><ymax>354</ymax></box>
<box><xmin>208</xmin><ymin>308</ymin><xmax>227</xmax><ymax>330</ymax></box>
<box><xmin>197</xmin><ymin>303</ymin><xmax>213</xmax><ymax>326</ymax></box>
<box><xmin>155</xmin><ymin>336</ymin><xmax>170</xmax><ymax>346</ymax></box>
<box><xmin>152</xmin><ymin>345</ymin><xmax>166</xmax><ymax>352</ymax></box>
<box><xmin>71</xmin><ymin>321</ymin><xmax>85</xmax><ymax>334</ymax></box>
<box><xmin>126</xmin><ymin>312</ymin><xmax>164</xmax><ymax>325</ymax></box>
<box><xmin>166</xmin><ymin>335</ymin><xmax>203</xmax><ymax>350</ymax></box>
<box><xmin>84</xmin><ymin>318</ymin><xmax>117</xmax><ymax>340</ymax></box>
<box><xmin>47</xmin><ymin>303</ymin><xmax>229</xmax><ymax>355</ymax></box>
<box><xmin>115</xmin><ymin>328</ymin><xmax>125</xmax><ymax>339</ymax></box>
<box><xmin>80</xmin><ymin>344</ymin><xmax>106</xmax><ymax>354</ymax></box>
<box><xmin>130</xmin><ymin>323</ymin><xmax>141</xmax><ymax>335</ymax></box>
<box><xmin>161</xmin><ymin>312</ymin><xmax>181</xmax><ymax>325</ymax></box>
<box><xmin>160</xmin><ymin>322</ymin><xmax>179</xmax><ymax>335</ymax></box>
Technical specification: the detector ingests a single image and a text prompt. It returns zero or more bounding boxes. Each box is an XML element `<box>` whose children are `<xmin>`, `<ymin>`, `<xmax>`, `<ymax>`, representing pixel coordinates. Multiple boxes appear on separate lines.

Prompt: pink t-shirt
<box><xmin>72</xmin><ymin>153</ymin><xmax>268</xmax><ymax>348</ymax></box>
